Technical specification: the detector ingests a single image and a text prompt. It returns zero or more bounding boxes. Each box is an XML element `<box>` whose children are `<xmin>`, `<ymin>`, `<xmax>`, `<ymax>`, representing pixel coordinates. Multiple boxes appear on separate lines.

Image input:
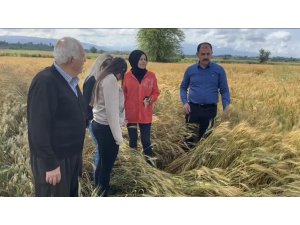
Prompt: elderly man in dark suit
<box><xmin>27</xmin><ymin>37</ymin><xmax>86</xmax><ymax>196</ymax></box>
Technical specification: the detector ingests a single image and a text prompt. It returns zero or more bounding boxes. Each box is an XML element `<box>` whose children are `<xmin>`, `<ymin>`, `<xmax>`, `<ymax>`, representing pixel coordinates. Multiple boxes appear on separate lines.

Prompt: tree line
<box><xmin>0</xmin><ymin>41</ymin><xmax>54</xmax><ymax>51</ymax></box>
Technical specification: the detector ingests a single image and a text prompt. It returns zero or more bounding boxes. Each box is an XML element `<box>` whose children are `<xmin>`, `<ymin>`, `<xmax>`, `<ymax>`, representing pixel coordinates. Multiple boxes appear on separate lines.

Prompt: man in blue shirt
<box><xmin>180</xmin><ymin>42</ymin><xmax>230</xmax><ymax>145</ymax></box>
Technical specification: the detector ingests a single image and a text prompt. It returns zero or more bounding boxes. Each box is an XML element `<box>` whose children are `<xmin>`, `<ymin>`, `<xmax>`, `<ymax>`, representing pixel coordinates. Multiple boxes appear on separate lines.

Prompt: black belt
<box><xmin>189</xmin><ymin>102</ymin><xmax>217</xmax><ymax>108</ymax></box>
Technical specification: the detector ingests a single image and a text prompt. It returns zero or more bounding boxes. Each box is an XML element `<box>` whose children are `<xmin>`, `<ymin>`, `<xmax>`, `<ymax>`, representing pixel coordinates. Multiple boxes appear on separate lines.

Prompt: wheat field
<box><xmin>0</xmin><ymin>56</ymin><xmax>300</xmax><ymax>196</ymax></box>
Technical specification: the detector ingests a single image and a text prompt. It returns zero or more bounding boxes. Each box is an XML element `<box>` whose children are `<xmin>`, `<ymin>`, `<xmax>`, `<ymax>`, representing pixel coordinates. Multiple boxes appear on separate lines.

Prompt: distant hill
<box><xmin>0</xmin><ymin>35</ymin><xmax>110</xmax><ymax>52</ymax></box>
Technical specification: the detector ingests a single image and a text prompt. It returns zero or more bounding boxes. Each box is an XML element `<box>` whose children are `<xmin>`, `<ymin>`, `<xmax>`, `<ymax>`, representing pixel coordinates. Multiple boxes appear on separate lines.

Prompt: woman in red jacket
<box><xmin>123</xmin><ymin>50</ymin><xmax>160</xmax><ymax>164</ymax></box>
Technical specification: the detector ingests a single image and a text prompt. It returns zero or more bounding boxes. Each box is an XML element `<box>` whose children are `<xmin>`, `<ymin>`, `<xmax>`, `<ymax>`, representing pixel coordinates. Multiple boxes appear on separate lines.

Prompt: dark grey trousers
<box><xmin>30</xmin><ymin>153</ymin><xmax>82</xmax><ymax>197</ymax></box>
<box><xmin>186</xmin><ymin>103</ymin><xmax>217</xmax><ymax>142</ymax></box>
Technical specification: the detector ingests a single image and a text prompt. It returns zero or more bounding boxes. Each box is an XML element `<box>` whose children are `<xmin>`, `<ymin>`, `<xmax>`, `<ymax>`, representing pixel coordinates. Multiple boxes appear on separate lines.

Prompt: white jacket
<box><xmin>93</xmin><ymin>74</ymin><xmax>124</xmax><ymax>145</ymax></box>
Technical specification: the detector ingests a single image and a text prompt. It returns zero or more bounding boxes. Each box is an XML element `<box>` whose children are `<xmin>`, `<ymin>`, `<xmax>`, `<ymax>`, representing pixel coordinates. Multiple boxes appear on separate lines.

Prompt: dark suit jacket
<box><xmin>27</xmin><ymin>65</ymin><xmax>86</xmax><ymax>171</ymax></box>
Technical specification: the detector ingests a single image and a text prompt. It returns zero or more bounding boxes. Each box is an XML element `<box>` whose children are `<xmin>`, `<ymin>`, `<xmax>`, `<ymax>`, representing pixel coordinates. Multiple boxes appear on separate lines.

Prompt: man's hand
<box><xmin>221</xmin><ymin>105</ymin><xmax>231</xmax><ymax>121</ymax></box>
<box><xmin>46</xmin><ymin>166</ymin><xmax>61</xmax><ymax>186</ymax></box>
<box><xmin>183</xmin><ymin>103</ymin><xmax>191</xmax><ymax>114</ymax></box>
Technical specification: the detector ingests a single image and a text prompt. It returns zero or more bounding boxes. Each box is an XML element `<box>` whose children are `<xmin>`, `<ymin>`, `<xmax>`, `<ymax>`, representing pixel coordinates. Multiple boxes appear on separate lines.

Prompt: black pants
<box><xmin>92</xmin><ymin>121</ymin><xmax>119</xmax><ymax>196</ymax></box>
<box><xmin>185</xmin><ymin>103</ymin><xmax>217</xmax><ymax>143</ymax></box>
<box><xmin>30</xmin><ymin>153</ymin><xmax>82</xmax><ymax>197</ymax></box>
<box><xmin>127</xmin><ymin>123</ymin><xmax>153</xmax><ymax>157</ymax></box>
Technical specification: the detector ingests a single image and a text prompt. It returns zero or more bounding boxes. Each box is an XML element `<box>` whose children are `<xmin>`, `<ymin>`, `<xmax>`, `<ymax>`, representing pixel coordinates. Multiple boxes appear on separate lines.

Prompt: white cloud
<box><xmin>183</xmin><ymin>29</ymin><xmax>300</xmax><ymax>57</ymax></box>
<box><xmin>1</xmin><ymin>28</ymin><xmax>300</xmax><ymax>57</ymax></box>
<box><xmin>266</xmin><ymin>31</ymin><xmax>291</xmax><ymax>41</ymax></box>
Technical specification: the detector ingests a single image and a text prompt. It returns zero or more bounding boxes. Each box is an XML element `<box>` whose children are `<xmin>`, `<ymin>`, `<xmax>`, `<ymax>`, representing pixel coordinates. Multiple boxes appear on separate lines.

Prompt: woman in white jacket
<box><xmin>90</xmin><ymin>57</ymin><xmax>127</xmax><ymax>196</ymax></box>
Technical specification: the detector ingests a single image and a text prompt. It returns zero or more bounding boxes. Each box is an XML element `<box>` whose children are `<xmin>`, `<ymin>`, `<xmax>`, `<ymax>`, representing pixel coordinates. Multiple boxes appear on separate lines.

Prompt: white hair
<box><xmin>53</xmin><ymin>37</ymin><xmax>83</xmax><ymax>64</ymax></box>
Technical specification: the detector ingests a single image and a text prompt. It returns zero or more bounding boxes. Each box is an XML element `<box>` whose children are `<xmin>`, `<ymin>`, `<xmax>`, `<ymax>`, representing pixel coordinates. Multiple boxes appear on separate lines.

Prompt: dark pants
<box><xmin>185</xmin><ymin>103</ymin><xmax>217</xmax><ymax>143</ymax></box>
<box><xmin>92</xmin><ymin>121</ymin><xmax>119</xmax><ymax>196</ymax></box>
<box><xmin>88</xmin><ymin>120</ymin><xmax>100</xmax><ymax>184</ymax></box>
<box><xmin>127</xmin><ymin>123</ymin><xmax>153</xmax><ymax>157</ymax></box>
<box><xmin>30</xmin><ymin>153</ymin><xmax>82</xmax><ymax>197</ymax></box>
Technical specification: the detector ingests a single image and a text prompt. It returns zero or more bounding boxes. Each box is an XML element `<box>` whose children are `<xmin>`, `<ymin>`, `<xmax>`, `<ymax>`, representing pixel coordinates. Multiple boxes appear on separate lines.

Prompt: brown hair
<box><xmin>97</xmin><ymin>57</ymin><xmax>127</xmax><ymax>83</ymax></box>
<box><xmin>90</xmin><ymin>57</ymin><xmax>127</xmax><ymax>107</ymax></box>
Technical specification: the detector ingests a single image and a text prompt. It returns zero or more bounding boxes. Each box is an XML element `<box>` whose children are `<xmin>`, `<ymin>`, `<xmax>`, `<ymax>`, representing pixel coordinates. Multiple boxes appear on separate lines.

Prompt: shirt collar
<box><xmin>197</xmin><ymin>61</ymin><xmax>211</xmax><ymax>69</ymax></box>
<box><xmin>54</xmin><ymin>62</ymin><xmax>79</xmax><ymax>86</ymax></box>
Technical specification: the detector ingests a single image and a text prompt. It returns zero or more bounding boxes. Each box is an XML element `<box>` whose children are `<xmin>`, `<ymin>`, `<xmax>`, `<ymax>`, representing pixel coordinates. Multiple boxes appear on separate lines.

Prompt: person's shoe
<box><xmin>146</xmin><ymin>156</ymin><xmax>157</xmax><ymax>168</ymax></box>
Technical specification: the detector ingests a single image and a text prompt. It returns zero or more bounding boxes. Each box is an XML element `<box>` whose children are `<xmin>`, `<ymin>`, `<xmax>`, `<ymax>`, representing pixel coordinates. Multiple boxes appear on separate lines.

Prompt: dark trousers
<box><xmin>92</xmin><ymin>121</ymin><xmax>119</xmax><ymax>196</ymax></box>
<box><xmin>127</xmin><ymin>123</ymin><xmax>153</xmax><ymax>157</ymax></box>
<box><xmin>185</xmin><ymin>103</ymin><xmax>217</xmax><ymax>143</ymax></box>
<box><xmin>30</xmin><ymin>153</ymin><xmax>82</xmax><ymax>197</ymax></box>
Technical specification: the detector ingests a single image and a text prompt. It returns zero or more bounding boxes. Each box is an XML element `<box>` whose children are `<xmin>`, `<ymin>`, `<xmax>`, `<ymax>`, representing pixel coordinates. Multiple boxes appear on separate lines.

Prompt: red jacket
<box><xmin>123</xmin><ymin>70</ymin><xmax>160</xmax><ymax>123</ymax></box>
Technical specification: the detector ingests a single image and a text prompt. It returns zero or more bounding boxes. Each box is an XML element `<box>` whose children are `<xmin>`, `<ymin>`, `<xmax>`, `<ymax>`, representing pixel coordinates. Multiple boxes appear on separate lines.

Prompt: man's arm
<box><xmin>180</xmin><ymin>69</ymin><xmax>190</xmax><ymax>105</ymax></box>
<box><xmin>28</xmin><ymin>75</ymin><xmax>59</xmax><ymax>171</ymax></box>
<box><xmin>180</xmin><ymin>69</ymin><xmax>191</xmax><ymax>113</ymax></box>
<box><xmin>218</xmin><ymin>67</ymin><xmax>231</xmax><ymax>121</ymax></box>
<box><xmin>218</xmin><ymin>67</ymin><xmax>231</xmax><ymax>111</ymax></box>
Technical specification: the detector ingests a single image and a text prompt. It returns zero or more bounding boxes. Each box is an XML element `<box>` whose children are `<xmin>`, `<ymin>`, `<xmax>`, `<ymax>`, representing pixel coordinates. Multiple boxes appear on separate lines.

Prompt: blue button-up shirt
<box><xmin>180</xmin><ymin>62</ymin><xmax>230</xmax><ymax>110</ymax></box>
<box><xmin>54</xmin><ymin>63</ymin><xmax>79</xmax><ymax>97</ymax></box>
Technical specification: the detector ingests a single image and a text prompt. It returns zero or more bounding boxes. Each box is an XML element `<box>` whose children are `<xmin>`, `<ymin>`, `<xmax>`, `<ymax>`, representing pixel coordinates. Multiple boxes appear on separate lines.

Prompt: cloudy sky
<box><xmin>0</xmin><ymin>28</ymin><xmax>299</xmax><ymax>57</ymax></box>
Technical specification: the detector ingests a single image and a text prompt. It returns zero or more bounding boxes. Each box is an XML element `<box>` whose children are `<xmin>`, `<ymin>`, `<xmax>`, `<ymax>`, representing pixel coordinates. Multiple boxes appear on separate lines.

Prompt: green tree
<box><xmin>259</xmin><ymin>48</ymin><xmax>271</xmax><ymax>63</ymax></box>
<box><xmin>137</xmin><ymin>28</ymin><xmax>185</xmax><ymax>62</ymax></box>
<box><xmin>90</xmin><ymin>46</ymin><xmax>98</xmax><ymax>53</ymax></box>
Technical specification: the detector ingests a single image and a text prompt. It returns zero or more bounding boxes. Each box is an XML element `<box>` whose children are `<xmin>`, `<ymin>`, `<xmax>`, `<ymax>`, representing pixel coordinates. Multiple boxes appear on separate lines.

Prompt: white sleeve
<box><xmin>102</xmin><ymin>76</ymin><xmax>123</xmax><ymax>145</ymax></box>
